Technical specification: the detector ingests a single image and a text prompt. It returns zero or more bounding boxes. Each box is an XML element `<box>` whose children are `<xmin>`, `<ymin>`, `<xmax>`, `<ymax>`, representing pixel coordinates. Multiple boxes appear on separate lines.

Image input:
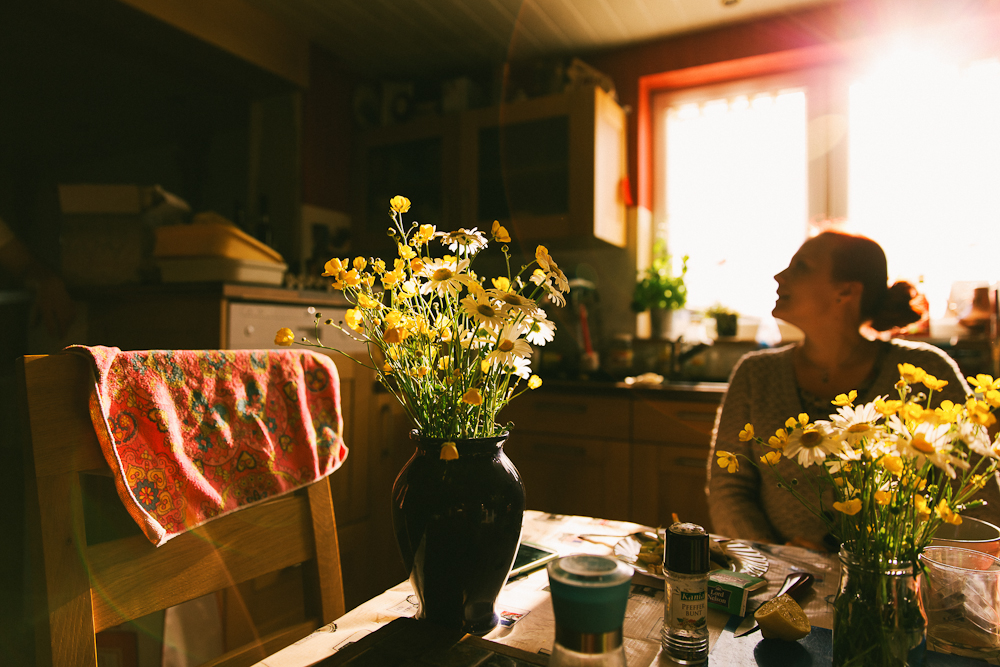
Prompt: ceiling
<box><xmin>244</xmin><ymin>0</ymin><xmax>835</xmax><ymax>78</ymax></box>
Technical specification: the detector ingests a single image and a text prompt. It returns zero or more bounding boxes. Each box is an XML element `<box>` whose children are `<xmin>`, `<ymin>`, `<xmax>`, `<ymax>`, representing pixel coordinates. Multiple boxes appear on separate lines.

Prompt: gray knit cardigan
<box><xmin>707</xmin><ymin>339</ymin><xmax>1000</xmax><ymax>546</ymax></box>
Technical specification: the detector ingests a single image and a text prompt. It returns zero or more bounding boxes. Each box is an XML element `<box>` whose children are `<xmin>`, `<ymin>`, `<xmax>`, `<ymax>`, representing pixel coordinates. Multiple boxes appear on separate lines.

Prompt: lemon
<box><xmin>754</xmin><ymin>594</ymin><xmax>811</xmax><ymax>641</ymax></box>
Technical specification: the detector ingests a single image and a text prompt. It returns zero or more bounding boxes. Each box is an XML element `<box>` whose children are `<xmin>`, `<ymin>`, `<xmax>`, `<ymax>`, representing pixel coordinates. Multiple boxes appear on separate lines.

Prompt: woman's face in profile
<box><xmin>772</xmin><ymin>236</ymin><xmax>843</xmax><ymax>327</ymax></box>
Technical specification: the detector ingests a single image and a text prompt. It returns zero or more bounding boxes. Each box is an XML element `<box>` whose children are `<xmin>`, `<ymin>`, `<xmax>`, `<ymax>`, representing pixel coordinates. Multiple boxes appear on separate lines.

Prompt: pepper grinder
<box><xmin>547</xmin><ymin>554</ymin><xmax>634</xmax><ymax>666</ymax></box>
<box><xmin>661</xmin><ymin>522</ymin><xmax>710</xmax><ymax>664</ymax></box>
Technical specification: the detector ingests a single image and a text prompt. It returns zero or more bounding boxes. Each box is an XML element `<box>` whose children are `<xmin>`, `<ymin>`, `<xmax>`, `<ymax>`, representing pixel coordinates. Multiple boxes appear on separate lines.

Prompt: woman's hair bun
<box><xmin>868</xmin><ymin>281</ymin><xmax>921</xmax><ymax>332</ymax></box>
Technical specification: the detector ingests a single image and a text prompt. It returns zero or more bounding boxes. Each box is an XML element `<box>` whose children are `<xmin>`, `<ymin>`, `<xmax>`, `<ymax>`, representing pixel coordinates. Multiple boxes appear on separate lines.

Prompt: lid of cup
<box><xmin>547</xmin><ymin>554</ymin><xmax>634</xmax><ymax>588</ymax></box>
<box><xmin>664</xmin><ymin>522</ymin><xmax>710</xmax><ymax>574</ymax></box>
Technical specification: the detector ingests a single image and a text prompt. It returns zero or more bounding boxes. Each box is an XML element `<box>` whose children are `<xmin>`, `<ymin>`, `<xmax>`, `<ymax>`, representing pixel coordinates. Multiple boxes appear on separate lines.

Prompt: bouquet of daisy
<box><xmin>719</xmin><ymin>364</ymin><xmax>1000</xmax><ymax>564</ymax></box>
<box><xmin>275</xmin><ymin>195</ymin><xmax>567</xmax><ymax>458</ymax></box>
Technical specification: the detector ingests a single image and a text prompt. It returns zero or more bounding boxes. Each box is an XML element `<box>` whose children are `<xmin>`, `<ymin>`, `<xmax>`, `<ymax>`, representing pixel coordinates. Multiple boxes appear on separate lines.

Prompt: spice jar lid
<box><xmin>664</xmin><ymin>522</ymin><xmax>710</xmax><ymax>574</ymax></box>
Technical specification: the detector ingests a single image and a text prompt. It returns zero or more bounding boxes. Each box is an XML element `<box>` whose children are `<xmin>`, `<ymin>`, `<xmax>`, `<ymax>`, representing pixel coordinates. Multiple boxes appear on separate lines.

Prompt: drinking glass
<box><xmin>931</xmin><ymin>516</ymin><xmax>1000</xmax><ymax>557</ymax></box>
<box><xmin>919</xmin><ymin>546</ymin><xmax>1000</xmax><ymax>665</ymax></box>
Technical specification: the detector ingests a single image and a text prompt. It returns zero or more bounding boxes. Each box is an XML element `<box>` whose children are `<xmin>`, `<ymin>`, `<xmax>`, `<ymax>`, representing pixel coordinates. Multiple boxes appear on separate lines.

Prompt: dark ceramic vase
<box><xmin>391</xmin><ymin>430</ymin><xmax>525</xmax><ymax>635</ymax></box>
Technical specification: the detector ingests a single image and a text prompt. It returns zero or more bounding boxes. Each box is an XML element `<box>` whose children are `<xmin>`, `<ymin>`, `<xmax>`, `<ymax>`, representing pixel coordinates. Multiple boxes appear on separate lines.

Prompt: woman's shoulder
<box><xmin>728</xmin><ymin>343</ymin><xmax>796</xmax><ymax>379</ymax></box>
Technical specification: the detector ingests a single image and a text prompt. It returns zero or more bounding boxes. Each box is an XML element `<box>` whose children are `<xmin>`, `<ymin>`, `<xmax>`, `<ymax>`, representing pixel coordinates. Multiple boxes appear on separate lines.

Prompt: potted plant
<box><xmin>631</xmin><ymin>242</ymin><xmax>688</xmax><ymax>339</ymax></box>
<box><xmin>706</xmin><ymin>303</ymin><xmax>739</xmax><ymax>338</ymax></box>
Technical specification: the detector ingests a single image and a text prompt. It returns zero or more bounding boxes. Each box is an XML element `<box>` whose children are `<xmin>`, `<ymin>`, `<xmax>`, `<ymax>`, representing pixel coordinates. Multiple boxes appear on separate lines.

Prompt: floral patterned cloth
<box><xmin>67</xmin><ymin>345</ymin><xmax>348</xmax><ymax>546</ymax></box>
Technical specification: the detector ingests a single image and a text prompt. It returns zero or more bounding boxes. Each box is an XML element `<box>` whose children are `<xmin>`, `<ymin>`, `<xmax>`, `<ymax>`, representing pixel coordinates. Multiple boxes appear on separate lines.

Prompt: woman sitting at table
<box><xmin>707</xmin><ymin>230</ymin><xmax>1000</xmax><ymax>550</ymax></box>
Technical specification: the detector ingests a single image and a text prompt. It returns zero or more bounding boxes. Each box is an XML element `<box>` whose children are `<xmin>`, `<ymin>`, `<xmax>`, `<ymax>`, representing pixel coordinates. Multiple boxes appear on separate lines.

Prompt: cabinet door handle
<box><xmin>674</xmin><ymin>456</ymin><xmax>708</xmax><ymax>468</ymax></box>
<box><xmin>676</xmin><ymin>411</ymin><xmax>715</xmax><ymax>422</ymax></box>
<box><xmin>531</xmin><ymin>443</ymin><xmax>588</xmax><ymax>458</ymax></box>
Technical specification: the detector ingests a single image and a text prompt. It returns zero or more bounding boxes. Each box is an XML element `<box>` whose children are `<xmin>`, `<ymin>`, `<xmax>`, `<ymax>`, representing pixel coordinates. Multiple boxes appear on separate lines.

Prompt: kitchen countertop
<box><xmin>531</xmin><ymin>377</ymin><xmax>727</xmax><ymax>402</ymax></box>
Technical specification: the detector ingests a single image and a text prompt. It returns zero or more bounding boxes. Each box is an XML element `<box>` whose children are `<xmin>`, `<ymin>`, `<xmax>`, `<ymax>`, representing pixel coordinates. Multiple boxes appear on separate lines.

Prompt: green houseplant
<box><xmin>631</xmin><ymin>242</ymin><xmax>688</xmax><ymax>339</ymax></box>
<box><xmin>706</xmin><ymin>303</ymin><xmax>739</xmax><ymax>338</ymax></box>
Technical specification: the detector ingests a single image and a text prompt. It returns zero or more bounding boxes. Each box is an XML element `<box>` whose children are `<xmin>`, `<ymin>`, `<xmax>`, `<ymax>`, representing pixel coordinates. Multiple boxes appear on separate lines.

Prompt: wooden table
<box><xmin>252</xmin><ymin>511</ymin><xmax>841</xmax><ymax>667</ymax></box>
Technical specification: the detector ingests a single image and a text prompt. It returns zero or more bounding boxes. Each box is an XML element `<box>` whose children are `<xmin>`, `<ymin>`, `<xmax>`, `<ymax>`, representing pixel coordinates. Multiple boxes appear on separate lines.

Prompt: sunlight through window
<box><xmin>663</xmin><ymin>89</ymin><xmax>807</xmax><ymax>319</ymax></box>
<box><xmin>849</xmin><ymin>56</ymin><xmax>1000</xmax><ymax>318</ymax></box>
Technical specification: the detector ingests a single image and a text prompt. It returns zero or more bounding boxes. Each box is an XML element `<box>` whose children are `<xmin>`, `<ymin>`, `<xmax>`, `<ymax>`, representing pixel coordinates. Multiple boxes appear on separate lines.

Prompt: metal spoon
<box><xmin>734</xmin><ymin>571</ymin><xmax>814</xmax><ymax>638</ymax></box>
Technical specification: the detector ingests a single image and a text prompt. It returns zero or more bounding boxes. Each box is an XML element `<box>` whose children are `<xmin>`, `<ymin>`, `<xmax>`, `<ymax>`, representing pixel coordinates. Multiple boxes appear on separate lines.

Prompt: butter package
<box><xmin>707</xmin><ymin>569</ymin><xmax>767</xmax><ymax>615</ymax></box>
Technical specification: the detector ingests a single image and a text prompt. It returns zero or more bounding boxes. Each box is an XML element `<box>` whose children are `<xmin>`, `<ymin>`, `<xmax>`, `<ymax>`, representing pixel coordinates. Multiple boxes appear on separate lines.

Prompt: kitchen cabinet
<box><xmin>354</xmin><ymin>114</ymin><xmax>462</xmax><ymax>254</ymax></box>
<box><xmin>499</xmin><ymin>386</ymin><xmax>722</xmax><ymax>529</ymax></box>
<box><xmin>630</xmin><ymin>397</ymin><xmax>719</xmax><ymax>531</ymax></box>
<box><xmin>500</xmin><ymin>392</ymin><xmax>631</xmax><ymax>520</ymax></box>
<box><xmin>355</xmin><ymin>85</ymin><xmax>627</xmax><ymax>253</ymax></box>
<box><xmin>462</xmin><ymin>85</ymin><xmax>627</xmax><ymax>247</ymax></box>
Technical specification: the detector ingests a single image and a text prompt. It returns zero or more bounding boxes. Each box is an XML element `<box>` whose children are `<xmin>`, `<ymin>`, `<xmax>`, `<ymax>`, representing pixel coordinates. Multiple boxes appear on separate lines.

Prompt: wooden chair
<box><xmin>16</xmin><ymin>353</ymin><xmax>346</xmax><ymax>667</ymax></box>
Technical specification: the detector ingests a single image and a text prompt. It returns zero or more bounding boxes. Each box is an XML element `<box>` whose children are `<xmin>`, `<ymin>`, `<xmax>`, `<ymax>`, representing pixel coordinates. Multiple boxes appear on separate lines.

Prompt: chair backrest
<box><xmin>17</xmin><ymin>353</ymin><xmax>346</xmax><ymax>667</ymax></box>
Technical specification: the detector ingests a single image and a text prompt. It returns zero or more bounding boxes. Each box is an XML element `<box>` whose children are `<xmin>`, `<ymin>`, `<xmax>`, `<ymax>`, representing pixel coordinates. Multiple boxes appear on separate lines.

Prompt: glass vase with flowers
<box><xmin>719</xmin><ymin>364</ymin><xmax>1000</xmax><ymax>666</ymax></box>
<box><xmin>274</xmin><ymin>195</ymin><xmax>569</xmax><ymax>634</ymax></box>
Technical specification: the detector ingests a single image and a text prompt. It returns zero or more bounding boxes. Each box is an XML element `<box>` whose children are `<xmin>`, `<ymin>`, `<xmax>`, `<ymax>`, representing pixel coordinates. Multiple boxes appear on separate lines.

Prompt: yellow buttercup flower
<box><xmin>785</xmin><ymin>417</ymin><xmax>799</xmax><ymax>429</ymax></box>
<box><xmin>935</xmin><ymin>500</ymin><xmax>962</xmax><ymax>526</ymax></box>
<box><xmin>933</xmin><ymin>400</ymin><xmax>962</xmax><ymax>424</ymax></box>
<box><xmin>922</xmin><ymin>374</ymin><xmax>948</xmax><ymax>392</ymax></box>
<box><xmin>914</xmin><ymin>494</ymin><xmax>931</xmax><ymax>519</ymax></box>
<box><xmin>528</xmin><ymin>375</ymin><xmax>543</xmax><ymax>390</ymax></box>
<box><xmin>492</xmin><ymin>276</ymin><xmax>511</xmax><ymax>292</ymax></box>
<box><xmin>382</xmin><ymin>362</ymin><xmax>392</xmax><ymax>373</ymax></box>
<box><xmin>344</xmin><ymin>309</ymin><xmax>363</xmax><ymax>332</ymax></box>
<box><xmin>833</xmin><ymin>498</ymin><xmax>862</xmax><ymax>515</ymax></box>
<box><xmin>760</xmin><ymin>451</ymin><xmax>781</xmax><ymax>466</ymax></box>
<box><xmin>398</xmin><ymin>244</ymin><xmax>416</xmax><ymax>260</ymax></box>
<box><xmin>274</xmin><ymin>327</ymin><xmax>295</xmax><ymax>346</ymax></box>
<box><xmin>968</xmin><ymin>374</ymin><xmax>1000</xmax><ymax>393</ymax></box>
<box><xmin>462</xmin><ymin>388</ymin><xmax>483</xmax><ymax>406</ymax></box>
<box><xmin>898</xmin><ymin>363</ymin><xmax>926</xmax><ymax>385</ymax></box>
<box><xmin>832</xmin><ymin>390</ymin><xmax>857</xmax><ymax>407</ymax></box>
<box><xmin>716</xmin><ymin>451</ymin><xmax>739</xmax><ymax>473</ymax></box>
<box><xmin>491</xmin><ymin>220</ymin><xmax>511</xmax><ymax>243</ymax></box>
<box><xmin>389</xmin><ymin>195</ymin><xmax>411</xmax><ymax>213</ymax></box>
<box><xmin>899</xmin><ymin>403</ymin><xmax>924</xmax><ymax>422</ymax></box>
<box><xmin>357</xmin><ymin>293</ymin><xmax>380</xmax><ymax>309</ymax></box>
<box><xmin>382</xmin><ymin>270</ymin><xmax>403</xmax><ymax>288</ymax></box>
<box><xmin>340</xmin><ymin>269</ymin><xmax>361</xmax><ymax>287</ymax></box>
<box><xmin>440</xmin><ymin>441</ymin><xmax>459</xmax><ymax>461</ymax></box>
<box><xmin>535</xmin><ymin>245</ymin><xmax>556</xmax><ymax>272</ymax></box>
<box><xmin>322</xmin><ymin>257</ymin><xmax>347</xmax><ymax>277</ymax></box>
<box><xmin>738</xmin><ymin>424</ymin><xmax>755</xmax><ymax>441</ymax></box>
<box><xmin>881</xmin><ymin>455</ymin><xmax>904</xmax><ymax>476</ymax></box>
<box><xmin>414</xmin><ymin>224</ymin><xmax>436</xmax><ymax>245</ymax></box>
<box><xmin>399</xmin><ymin>280</ymin><xmax>418</xmax><ymax>298</ymax></box>
<box><xmin>874</xmin><ymin>489</ymin><xmax>893</xmax><ymax>506</ymax></box>
<box><xmin>383</xmin><ymin>327</ymin><xmax>408</xmax><ymax>344</ymax></box>
<box><xmin>874</xmin><ymin>398</ymin><xmax>903</xmax><ymax>416</ymax></box>
<box><xmin>352</xmin><ymin>257</ymin><xmax>367</xmax><ymax>272</ymax></box>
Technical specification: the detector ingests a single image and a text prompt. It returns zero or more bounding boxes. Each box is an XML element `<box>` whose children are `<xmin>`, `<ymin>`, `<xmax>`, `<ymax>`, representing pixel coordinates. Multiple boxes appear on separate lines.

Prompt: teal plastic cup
<box><xmin>547</xmin><ymin>554</ymin><xmax>634</xmax><ymax>653</ymax></box>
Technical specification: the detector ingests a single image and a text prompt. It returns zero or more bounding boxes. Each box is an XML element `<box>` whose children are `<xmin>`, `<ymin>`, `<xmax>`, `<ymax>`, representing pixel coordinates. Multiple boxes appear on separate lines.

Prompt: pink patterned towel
<box><xmin>67</xmin><ymin>345</ymin><xmax>348</xmax><ymax>546</ymax></box>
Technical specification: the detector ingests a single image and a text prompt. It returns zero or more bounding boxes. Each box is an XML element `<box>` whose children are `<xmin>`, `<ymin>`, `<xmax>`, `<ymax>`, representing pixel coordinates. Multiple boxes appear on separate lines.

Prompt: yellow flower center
<box><xmin>911</xmin><ymin>436</ymin><xmax>935</xmax><ymax>454</ymax></box>
<box><xmin>477</xmin><ymin>304</ymin><xmax>497</xmax><ymax>318</ymax></box>
<box><xmin>499</xmin><ymin>340</ymin><xmax>514</xmax><ymax>352</ymax></box>
<box><xmin>847</xmin><ymin>423</ymin><xmax>869</xmax><ymax>434</ymax></box>
<box><xmin>800</xmin><ymin>430</ymin><xmax>824</xmax><ymax>448</ymax></box>
<box><xmin>433</xmin><ymin>268</ymin><xmax>453</xmax><ymax>281</ymax></box>
<box><xmin>501</xmin><ymin>293</ymin><xmax>521</xmax><ymax>305</ymax></box>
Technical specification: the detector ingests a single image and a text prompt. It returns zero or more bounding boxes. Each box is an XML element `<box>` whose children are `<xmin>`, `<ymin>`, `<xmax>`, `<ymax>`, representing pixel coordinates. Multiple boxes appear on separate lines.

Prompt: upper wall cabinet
<box><xmin>355</xmin><ymin>85</ymin><xmax>627</xmax><ymax>254</ymax></box>
<box><xmin>355</xmin><ymin>114</ymin><xmax>461</xmax><ymax>255</ymax></box>
<box><xmin>462</xmin><ymin>85</ymin><xmax>627</xmax><ymax>248</ymax></box>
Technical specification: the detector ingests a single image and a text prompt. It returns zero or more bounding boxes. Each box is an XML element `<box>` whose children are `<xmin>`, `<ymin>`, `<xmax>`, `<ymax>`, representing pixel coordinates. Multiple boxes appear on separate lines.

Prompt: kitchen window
<box><xmin>652</xmin><ymin>49</ymin><xmax>1000</xmax><ymax>328</ymax></box>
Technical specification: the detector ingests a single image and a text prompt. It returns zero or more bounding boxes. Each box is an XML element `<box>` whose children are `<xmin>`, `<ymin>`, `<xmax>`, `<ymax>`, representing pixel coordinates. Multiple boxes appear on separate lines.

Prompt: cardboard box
<box><xmin>708</xmin><ymin>569</ymin><xmax>767</xmax><ymax>616</ymax></box>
